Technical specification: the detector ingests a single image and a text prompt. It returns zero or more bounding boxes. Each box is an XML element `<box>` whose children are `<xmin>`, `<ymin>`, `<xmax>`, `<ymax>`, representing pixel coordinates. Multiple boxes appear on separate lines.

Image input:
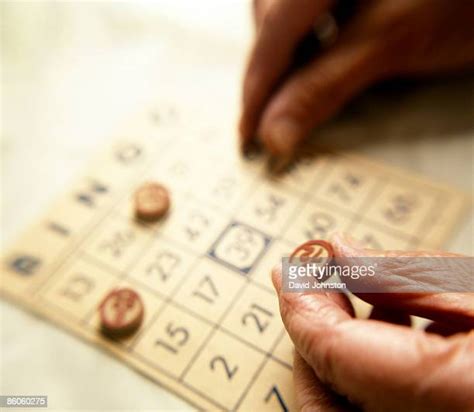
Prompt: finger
<box><xmin>369</xmin><ymin>306</ymin><xmax>412</xmax><ymax>327</ymax></box>
<box><xmin>258</xmin><ymin>37</ymin><xmax>382</xmax><ymax>156</ymax></box>
<box><xmin>252</xmin><ymin>0</ymin><xmax>273</xmax><ymax>28</ymax></box>
<box><xmin>294</xmin><ymin>351</ymin><xmax>354</xmax><ymax>412</ymax></box>
<box><xmin>331</xmin><ymin>233</ymin><xmax>474</xmax><ymax>328</ymax></box>
<box><xmin>272</xmin><ymin>265</ymin><xmax>474</xmax><ymax>410</ymax></box>
<box><xmin>240</xmin><ymin>0</ymin><xmax>333</xmax><ymax>151</ymax></box>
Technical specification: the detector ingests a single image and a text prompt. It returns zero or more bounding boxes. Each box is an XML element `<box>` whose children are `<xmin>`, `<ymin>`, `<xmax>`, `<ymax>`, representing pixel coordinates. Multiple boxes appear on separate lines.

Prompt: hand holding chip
<box><xmin>272</xmin><ymin>233</ymin><xmax>474</xmax><ymax>411</ymax></box>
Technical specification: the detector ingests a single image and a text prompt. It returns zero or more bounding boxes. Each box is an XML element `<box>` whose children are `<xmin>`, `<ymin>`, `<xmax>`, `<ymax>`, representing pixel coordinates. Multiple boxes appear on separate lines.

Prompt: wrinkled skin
<box><xmin>240</xmin><ymin>0</ymin><xmax>474</xmax><ymax>155</ymax></box>
<box><xmin>272</xmin><ymin>233</ymin><xmax>474</xmax><ymax>411</ymax></box>
<box><xmin>245</xmin><ymin>2</ymin><xmax>474</xmax><ymax>408</ymax></box>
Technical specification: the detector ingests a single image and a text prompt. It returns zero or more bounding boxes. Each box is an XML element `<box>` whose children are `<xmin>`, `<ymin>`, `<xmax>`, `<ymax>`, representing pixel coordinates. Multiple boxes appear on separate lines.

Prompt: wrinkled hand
<box><xmin>272</xmin><ymin>234</ymin><xmax>474</xmax><ymax>411</ymax></box>
<box><xmin>240</xmin><ymin>0</ymin><xmax>474</xmax><ymax>156</ymax></box>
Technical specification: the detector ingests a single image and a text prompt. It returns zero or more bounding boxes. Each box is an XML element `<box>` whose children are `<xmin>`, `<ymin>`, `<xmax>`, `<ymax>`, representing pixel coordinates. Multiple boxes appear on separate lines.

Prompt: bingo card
<box><xmin>1</xmin><ymin>103</ymin><xmax>470</xmax><ymax>411</ymax></box>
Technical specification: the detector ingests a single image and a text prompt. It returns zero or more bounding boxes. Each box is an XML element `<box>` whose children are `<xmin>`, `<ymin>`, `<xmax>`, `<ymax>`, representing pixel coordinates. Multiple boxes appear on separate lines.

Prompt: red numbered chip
<box><xmin>289</xmin><ymin>240</ymin><xmax>334</xmax><ymax>265</ymax></box>
<box><xmin>99</xmin><ymin>288</ymin><xmax>144</xmax><ymax>338</ymax></box>
<box><xmin>134</xmin><ymin>182</ymin><xmax>170</xmax><ymax>221</ymax></box>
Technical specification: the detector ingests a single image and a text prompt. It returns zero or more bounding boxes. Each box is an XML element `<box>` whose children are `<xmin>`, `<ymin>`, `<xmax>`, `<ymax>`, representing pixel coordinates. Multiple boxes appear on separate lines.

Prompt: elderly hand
<box><xmin>240</xmin><ymin>0</ymin><xmax>474</xmax><ymax>156</ymax></box>
<box><xmin>272</xmin><ymin>234</ymin><xmax>474</xmax><ymax>411</ymax></box>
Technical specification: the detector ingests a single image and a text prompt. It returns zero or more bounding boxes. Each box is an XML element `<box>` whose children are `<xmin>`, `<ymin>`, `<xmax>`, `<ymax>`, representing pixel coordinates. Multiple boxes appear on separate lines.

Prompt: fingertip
<box><xmin>259</xmin><ymin>117</ymin><xmax>303</xmax><ymax>157</ymax></box>
<box><xmin>239</xmin><ymin>126</ymin><xmax>260</xmax><ymax>159</ymax></box>
<box><xmin>238</xmin><ymin>115</ymin><xmax>251</xmax><ymax>147</ymax></box>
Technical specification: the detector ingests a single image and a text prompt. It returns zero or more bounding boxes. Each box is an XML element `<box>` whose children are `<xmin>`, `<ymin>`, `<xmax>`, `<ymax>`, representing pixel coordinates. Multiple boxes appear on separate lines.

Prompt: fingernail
<box><xmin>241</xmin><ymin>138</ymin><xmax>261</xmax><ymax>159</ymax></box>
<box><xmin>267</xmin><ymin>155</ymin><xmax>292</xmax><ymax>175</ymax></box>
<box><xmin>265</xmin><ymin>118</ymin><xmax>302</xmax><ymax>156</ymax></box>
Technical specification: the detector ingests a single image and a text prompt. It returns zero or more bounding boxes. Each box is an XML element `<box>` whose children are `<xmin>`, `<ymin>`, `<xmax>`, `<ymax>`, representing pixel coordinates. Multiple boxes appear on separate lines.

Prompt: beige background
<box><xmin>1</xmin><ymin>1</ymin><xmax>473</xmax><ymax>410</ymax></box>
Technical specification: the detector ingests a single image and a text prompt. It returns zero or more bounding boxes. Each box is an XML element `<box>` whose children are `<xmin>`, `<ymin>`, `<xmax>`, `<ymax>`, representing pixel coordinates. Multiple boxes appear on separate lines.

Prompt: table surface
<box><xmin>1</xmin><ymin>1</ymin><xmax>473</xmax><ymax>410</ymax></box>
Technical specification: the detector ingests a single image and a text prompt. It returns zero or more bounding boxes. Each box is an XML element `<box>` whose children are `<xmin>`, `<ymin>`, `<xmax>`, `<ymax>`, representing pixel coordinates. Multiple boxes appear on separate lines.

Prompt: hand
<box><xmin>240</xmin><ymin>0</ymin><xmax>474</xmax><ymax>156</ymax></box>
<box><xmin>272</xmin><ymin>234</ymin><xmax>474</xmax><ymax>411</ymax></box>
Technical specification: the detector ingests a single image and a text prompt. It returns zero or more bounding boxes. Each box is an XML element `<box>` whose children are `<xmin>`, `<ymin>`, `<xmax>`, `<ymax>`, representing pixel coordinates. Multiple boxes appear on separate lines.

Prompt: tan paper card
<box><xmin>1</xmin><ymin>104</ymin><xmax>470</xmax><ymax>411</ymax></box>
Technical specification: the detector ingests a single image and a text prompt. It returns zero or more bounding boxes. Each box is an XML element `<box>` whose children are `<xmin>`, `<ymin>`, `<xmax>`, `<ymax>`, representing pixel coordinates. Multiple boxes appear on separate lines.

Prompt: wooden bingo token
<box><xmin>99</xmin><ymin>288</ymin><xmax>144</xmax><ymax>338</ymax></box>
<box><xmin>290</xmin><ymin>240</ymin><xmax>334</xmax><ymax>265</ymax></box>
<box><xmin>134</xmin><ymin>182</ymin><xmax>170</xmax><ymax>221</ymax></box>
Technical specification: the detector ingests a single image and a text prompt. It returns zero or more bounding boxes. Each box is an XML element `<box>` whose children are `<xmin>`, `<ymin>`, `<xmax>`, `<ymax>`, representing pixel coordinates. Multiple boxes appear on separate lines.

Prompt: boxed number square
<box><xmin>208</xmin><ymin>221</ymin><xmax>271</xmax><ymax>274</ymax></box>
